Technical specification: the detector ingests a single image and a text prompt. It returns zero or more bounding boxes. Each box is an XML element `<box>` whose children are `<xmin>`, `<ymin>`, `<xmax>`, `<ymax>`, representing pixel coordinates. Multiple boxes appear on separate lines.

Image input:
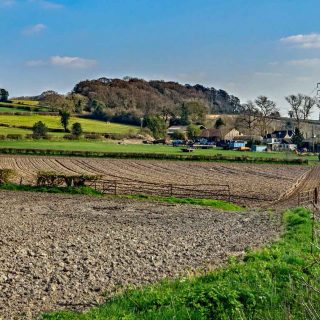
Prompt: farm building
<box><xmin>167</xmin><ymin>126</ymin><xmax>188</xmax><ymax>135</ymax></box>
<box><xmin>228</xmin><ymin>140</ymin><xmax>247</xmax><ymax>149</ymax></box>
<box><xmin>167</xmin><ymin>125</ymin><xmax>206</xmax><ymax>136</ymax></box>
<box><xmin>200</xmin><ymin>128</ymin><xmax>243</xmax><ymax>142</ymax></box>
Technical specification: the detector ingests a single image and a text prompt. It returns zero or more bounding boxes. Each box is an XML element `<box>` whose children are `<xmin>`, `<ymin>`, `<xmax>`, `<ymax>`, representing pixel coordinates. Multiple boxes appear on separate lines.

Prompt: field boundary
<box><xmin>274</xmin><ymin>169</ymin><xmax>311</xmax><ymax>204</ymax></box>
<box><xmin>0</xmin><ymin>148</ymin><xmax>309</xmax><ymax>164</ymax></box>
<box><xmin>94</xmin><ymin>179</ymin><xmax>232</xmax><ymax>201</ymax></box>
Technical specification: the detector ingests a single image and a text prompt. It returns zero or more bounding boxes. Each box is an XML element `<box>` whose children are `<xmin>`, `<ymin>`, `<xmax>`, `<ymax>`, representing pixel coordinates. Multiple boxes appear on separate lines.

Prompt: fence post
<box><xmin>170</xmin><ymin>184</ymin><xmax>173</xmax><ymax>197</ymax></box>
<box><xmin>114</xmin><ymin>180</ymin><xmax>117</xmax><ymax>196</ymax></box>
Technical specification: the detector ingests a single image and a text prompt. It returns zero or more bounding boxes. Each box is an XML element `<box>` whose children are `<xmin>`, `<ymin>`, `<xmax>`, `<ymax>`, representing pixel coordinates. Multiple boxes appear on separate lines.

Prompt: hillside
<box><xmin>73</xmin><ymin>77</ymin><xmax>241</xmax><ymax>116</ymax></box>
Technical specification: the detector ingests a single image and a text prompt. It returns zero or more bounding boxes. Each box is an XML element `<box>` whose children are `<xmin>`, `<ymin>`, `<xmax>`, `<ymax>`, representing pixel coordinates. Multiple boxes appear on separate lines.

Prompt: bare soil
<box><xmin>0</xmin><ymin>190</ymin><xmax>282</xmax><ymax>319</ymax></box>
<box><xmin>0</xmin><ymin>156</ymin><xmax>310</xmax><ymax>206</ymax></box>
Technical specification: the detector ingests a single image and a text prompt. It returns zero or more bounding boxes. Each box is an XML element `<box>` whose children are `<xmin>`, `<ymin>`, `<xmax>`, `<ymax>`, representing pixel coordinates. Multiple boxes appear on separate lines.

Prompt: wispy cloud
<box><xmin>51</xmin><ymin>56</ymin><xmax>97</xmax><ymax>68</ymax></box>
<box><xmin>281</xmin><ymin>33</ymin><xmax>320</xmax><ymax>49</ymax></box>
<box><xmin>287</xmin><ymin>58</ymin><xmax>320</xmax><ymax>67</ymax></box>
<box><xmin>26</xmin><ymin>56</ymin><xmax>97</xmax><ymax>69</ymax></box>
<box><xmin>22</xmin><ymin>23</ymin><xmax>46</xmax><ymax>35</ymax></box>
<box><xmin>28</xmin><ymin>0</ymin><xmax>64</xmax><ymax>9</ymax></box>
<box><xmin>254</xmin><ymin>71</ymin><xmax>282</xmax><ymax>77</ymax></box>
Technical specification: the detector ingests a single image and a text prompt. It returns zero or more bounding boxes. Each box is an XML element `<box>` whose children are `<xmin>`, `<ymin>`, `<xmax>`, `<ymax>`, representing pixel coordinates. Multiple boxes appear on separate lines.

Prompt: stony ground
<box><xmin>0</xmin><ymin>190</ymin><xmax>282</xmax><ymax>319</ymax></box>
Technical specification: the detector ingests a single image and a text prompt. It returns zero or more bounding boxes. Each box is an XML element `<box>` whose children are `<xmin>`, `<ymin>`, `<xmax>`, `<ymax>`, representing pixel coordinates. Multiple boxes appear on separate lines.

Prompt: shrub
<box><xmin>71</xmin><ymin>122</ymin><xmax>83</xmax><ymax>138</ymax></box>
<box><xmin>0</xmin><ymin>169</ymin><xmax>16</xmax><ymax>184</ymax></box>
<box><xmin>84</xmin><ymin>133</ymin><xmax>103</xmax><ymax>140</ymax></box>
<box><xmin>37</xmin><ymin>171</ymin><xmax>65</xmax><ymax>187</ymax></box>
<box><xmin>0</xmin><ymin>135</ymin><xmax>6</xmax><ymax>140</ymax></box>
<box><xmin>6</xmin><ymin>134</ymin><xmax>23</xmax><ymax>140</ymax></box>
<box><xmin>36</xmin><ymin>171</ymin><xmax>102</xmax><ymax>187</ymax></box>
<box><xmin>32</xmin><ymin>121</ymin><xmax>48</xmax><ymax>139</ymax></box>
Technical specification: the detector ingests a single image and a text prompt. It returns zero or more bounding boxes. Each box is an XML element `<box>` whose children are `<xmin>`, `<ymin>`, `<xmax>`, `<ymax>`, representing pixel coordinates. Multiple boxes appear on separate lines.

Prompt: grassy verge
<box><xmin>120</xmin><ymin>194</ymin><xmax>243</xmax><ymax>211</ymax></box>
<box><xmin>0</xmin><ymin>183</ymin><xmax>241</xmax><ymax>211</ymax></box>
<box><xmin>0</xmin><ymin>183</ymin><xmax>103</xmax><ymax>196</ymax></box>
<box><xmin>42</xmin><ymin>208</ymin><xmax>320</xmax><ymax>320</ymax></box>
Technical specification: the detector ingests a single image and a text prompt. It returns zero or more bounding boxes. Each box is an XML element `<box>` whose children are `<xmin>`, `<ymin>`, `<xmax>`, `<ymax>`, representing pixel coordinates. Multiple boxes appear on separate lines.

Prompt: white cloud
<box><xmin>280</xmin><ymin>33</ymin><xmax>320</xmax><ymax>49</ymax></box>
<box><xmin>287</xmin><ymin>58</ymin><xmax>320</xmax><ymax>67</ymax></box>
<box><xmin>50</xmin><ymin>56</ymin><xmax>97</xmax><ymax>68</ymax></box>
<box><xmin>22</xmin><ymin>23</ymin><xmax>46</xmax><ymax>35</ymax></box>
<box><xmin>26</xmin><ymin>56</ymin><xmax>97</xmax><ymax>69</ymax></box>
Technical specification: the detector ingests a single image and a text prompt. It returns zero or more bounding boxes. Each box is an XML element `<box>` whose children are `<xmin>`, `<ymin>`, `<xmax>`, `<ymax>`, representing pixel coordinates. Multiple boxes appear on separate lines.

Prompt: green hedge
<box><xmin>0</xmin><ymin>147</ymin><xmax>309</xmax><ymax>164</ymax></box>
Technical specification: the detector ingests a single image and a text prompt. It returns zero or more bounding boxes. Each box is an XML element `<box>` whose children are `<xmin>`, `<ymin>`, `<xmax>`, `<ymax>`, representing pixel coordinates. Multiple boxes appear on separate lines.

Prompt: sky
<box><xmin>1</xmin><ymin>0</ymin><xmax>320</xmax><ymax>116</ymax></box>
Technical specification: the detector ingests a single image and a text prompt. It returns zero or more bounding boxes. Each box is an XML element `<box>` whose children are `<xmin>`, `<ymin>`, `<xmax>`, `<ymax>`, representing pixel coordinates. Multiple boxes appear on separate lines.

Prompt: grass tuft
<box><xmin>121</xmin><ymin>194</ymin><xmax>243</xmax><ymax>211</ymax></box>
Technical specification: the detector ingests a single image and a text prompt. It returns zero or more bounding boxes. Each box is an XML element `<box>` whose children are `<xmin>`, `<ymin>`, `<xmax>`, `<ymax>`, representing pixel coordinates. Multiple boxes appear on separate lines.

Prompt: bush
<box><xmin>0</xmin><ymin>169</ymin><xmax>16</xmax><ymax>184</ymax></box>
<box><xmin>32</xmin><ymin>121</ymin><xmax>48</xmax><ymax>139</ymax></box>
<box><xmin>0</xmin><ymin>135</ymin><xmax>6</xmax><ymax>140</ymax></box>
<box><xmin>6</xmin><ymin>134</ymin><xmax>23</xmax><ymax>140</ymax></box>
<box><xmin>37</xmin><ymin>171</ymin><xmax>102</xmax><ymax>187</ymax></box>
<box><xmin>71</xmin><ymin>122</ymin><xmax>83</xmax><ymax>138</ymax></box>
<box><xmin>84</xmin><ymin>133</ymin><xmax>103</xmax><ymax>140</ymax></box>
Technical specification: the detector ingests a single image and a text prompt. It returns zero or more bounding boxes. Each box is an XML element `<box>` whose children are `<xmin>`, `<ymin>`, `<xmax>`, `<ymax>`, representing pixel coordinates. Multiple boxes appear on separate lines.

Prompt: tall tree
<box><xmin>0</xmin><ymin>89</ymin><xmax>9</xmax><ymax>102</ymax></box>
<box><xmin>59</xmin><ymin>110</ymin><xmax>71</xmax><ymax>132</ymax></box>
<box><xmin>144</xmin><ymin>115</ymin><xmax>167</xmax><ymax>139</ymax></box>
<box><xmin>255</xmin><ymin>96</ymin><xmax>279</xmax><ymax>136</ymax></box>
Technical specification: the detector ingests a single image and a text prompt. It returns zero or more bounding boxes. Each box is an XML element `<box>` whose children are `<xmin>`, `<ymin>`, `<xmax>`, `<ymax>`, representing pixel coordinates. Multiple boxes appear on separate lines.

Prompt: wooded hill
<box><xmin>72</xmin><ymin>77</ymin><xmax>241</xmax><ymax>117</ymax></box>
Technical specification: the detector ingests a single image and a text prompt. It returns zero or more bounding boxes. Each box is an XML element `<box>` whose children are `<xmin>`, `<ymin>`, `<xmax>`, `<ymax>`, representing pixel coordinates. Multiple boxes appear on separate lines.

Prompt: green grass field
<box><xmin>0</xmin><ymin>114</ymin><xmax>139</xmax><ymax>133</ymax></box>
<box><xmin>11</xmin><ymin>99</ymin><xmax>39</xmax><ymax>106</ymax></box>
<box><xmin>0</xmin><ymin>139</ymin><xmax>316</xmax><ymax>161</ymax></box>
<box><xmin>42</xmin><ymin>208</ymin><xmax>320</xmax><ymax>319</ymax></box>
<box><xmin>0</xmin><ymin>106</ymin><xmax>31</xmax><ymax>113</ymax></box>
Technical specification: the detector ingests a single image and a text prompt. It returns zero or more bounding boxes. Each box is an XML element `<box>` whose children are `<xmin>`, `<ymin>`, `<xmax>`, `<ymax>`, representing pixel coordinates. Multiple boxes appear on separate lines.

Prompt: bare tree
<box><xmin>285</xmin><ymin>94</ymin><xmax>316</xmax><ymax>130</ymax></box>
<box><xmin>285</xmin><ymin>94</ymin><xmax>303</xmax><ymax>130</ymax></box>
<box><xmin>255</xmin><ymin>96</ymin><xmax>279</xmax><ymax>136</ymax></box>
<box><xmin>301</xmin><ymin>95</ymin><xmax>316</xmax><ymax>120</ymax></box>
<box><xmin>236</xmin><ymin>101</ymin><xmax>259</xmax><ymax>136</ymax></box>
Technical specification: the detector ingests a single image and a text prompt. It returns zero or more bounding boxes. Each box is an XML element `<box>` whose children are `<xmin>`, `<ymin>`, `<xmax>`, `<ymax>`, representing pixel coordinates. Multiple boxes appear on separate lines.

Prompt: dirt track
<box><xmin>0</xmin><ymin>190</ymin><xmax>282</xmax><ymax>319</ymax></box>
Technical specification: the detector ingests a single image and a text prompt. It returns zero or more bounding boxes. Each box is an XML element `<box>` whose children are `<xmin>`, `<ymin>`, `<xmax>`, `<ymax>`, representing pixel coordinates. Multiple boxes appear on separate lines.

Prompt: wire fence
<box><xmin>91</xmin><ymin>179</ymin><xmax>232</xmax><ymax>202</ymax></box>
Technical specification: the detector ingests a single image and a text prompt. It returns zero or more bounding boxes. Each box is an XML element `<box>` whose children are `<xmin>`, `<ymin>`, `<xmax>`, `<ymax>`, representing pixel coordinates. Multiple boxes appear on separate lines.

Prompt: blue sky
<box><xmin>1</xmin><ymin>0</ymin><xmax>320</xmax><ymax>115</ymax></box>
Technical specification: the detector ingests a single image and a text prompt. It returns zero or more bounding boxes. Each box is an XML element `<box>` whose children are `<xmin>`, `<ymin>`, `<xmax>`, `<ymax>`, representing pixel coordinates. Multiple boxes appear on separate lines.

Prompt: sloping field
<box><xmin>0</xmin><ymin>156</ymin><xmax>309</xmax><ymax>206</ymax></box>
<box><xmin>0</xmin><ymin>191</ymin><xmax>281</xmax><ymax>319</ymax></box>
<box><xmin>0</xmin><ymin>114</ymin><xmax>138</xmax><ymax>133</ymax></box>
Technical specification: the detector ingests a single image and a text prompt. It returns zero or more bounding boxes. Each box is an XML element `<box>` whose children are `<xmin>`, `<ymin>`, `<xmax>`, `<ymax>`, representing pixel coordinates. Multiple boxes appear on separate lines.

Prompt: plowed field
<box><xmin>0</xmin><ymin>156</ymin><xmax>310</xmax><ymax>206</ymax></box>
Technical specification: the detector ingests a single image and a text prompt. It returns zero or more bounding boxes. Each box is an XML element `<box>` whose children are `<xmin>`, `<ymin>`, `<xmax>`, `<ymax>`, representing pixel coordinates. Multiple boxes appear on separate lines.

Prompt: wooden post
<box><xmin>114</xmin><ymin>180</ymin><xmax>117</xmax><ymax>196</ymax></box>
<box><xmin>170</xmin><ymin>184</ymin><xmax>173</xmax><ymax>197</ymax></box>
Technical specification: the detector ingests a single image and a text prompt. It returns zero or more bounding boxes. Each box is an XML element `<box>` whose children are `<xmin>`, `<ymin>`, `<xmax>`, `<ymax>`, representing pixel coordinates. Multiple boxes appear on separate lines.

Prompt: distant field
<box><xmin>11</xmin><ymin>99</ymin><xmax>39</xmax><ymax>106</ymax></box>
<box><xmin>0</xmin><ymin>107</ymin><xmax>30</xmax><ymax>113</ymax></box>
<box><xmin>0</xmin><ymin>140</ymin><xmax>316</xmax><ymax>161</ymax></box>
<box><xmin>0</xmin><ymin>127</ymin><xmax>32</xmax><ymax>135</ymax></box>
<box><xmin>0</xmin><ymin>114</ymin><xmax>139</xmax><ymax>133</ymax></box>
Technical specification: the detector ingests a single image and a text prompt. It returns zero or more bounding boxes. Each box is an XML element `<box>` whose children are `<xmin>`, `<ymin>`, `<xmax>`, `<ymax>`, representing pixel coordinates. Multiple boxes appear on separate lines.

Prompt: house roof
<box><xmin>265</xmin><ymin>130</ymin><xmax>294</xmax><ymax>139</ymax></box>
